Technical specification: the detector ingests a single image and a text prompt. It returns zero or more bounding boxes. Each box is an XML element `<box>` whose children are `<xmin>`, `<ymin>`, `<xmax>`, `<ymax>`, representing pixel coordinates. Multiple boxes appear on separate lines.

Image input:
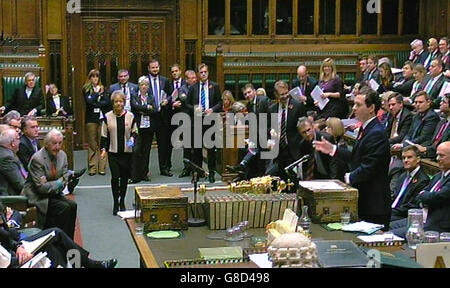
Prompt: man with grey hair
<box><xmin>0</xmin><ymin>127</ymin><xmax>26</xmax><ymax>196</ymax></box>
<box><xmin>2</xmin><ymin>110</ymin><xmax>22</xmax><ymax>135</ymax></box>
<box><xmin>22</xmin><ymin>128</ymin><xmax>77</xmax><ymax>239</ymax></box>
<box><xmin>0</xmin><ymin>72</ymin><xmax>44</xmax><ymax>116</ymax></box>
<box><xmin>424</xmin><ymin>38</ymin><xmax>441</xmax><ymax>69</ymax></box>
<box><xmin>409</xmin><ymin>39</ymin><xmax>430</xmax><ymax>66</ymax></box>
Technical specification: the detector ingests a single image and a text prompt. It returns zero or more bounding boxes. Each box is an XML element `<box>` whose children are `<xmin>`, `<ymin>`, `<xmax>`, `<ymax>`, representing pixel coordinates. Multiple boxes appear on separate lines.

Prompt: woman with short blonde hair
<box><xmin>317</xmin><ymin>58</ymin><xmax>346</xmax><ymax>119</ymax></box>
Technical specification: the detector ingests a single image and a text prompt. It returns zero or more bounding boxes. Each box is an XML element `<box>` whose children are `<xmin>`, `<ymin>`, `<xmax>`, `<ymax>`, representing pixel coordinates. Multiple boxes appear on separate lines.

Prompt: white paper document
<box><xmin>357</xmin><ymin>234</ymin><xmax>404</xmax><ymax>243</ymax></box>
<box><xmin>310</xmin><ymin>86</ymin><xmax>329</xmax><ymax>110</ymax></box>
<box><xmin>289</xmin><ymin>86</ymin><xmax>304</xmax><ymax>102</ymax></box>
<box><xmin>21</xmin><ymin>252</ymin><xmax>51</xmax><ymax>268</ymax></box>
<box><xmin>22</xmin><ymin>230</ymin><xmax>56</xmax><ymax>255</ymax></box>
<box><xmin>249</xmin><ymin>253</ymin><xmax>272</xmax><ymax>268</ymax></box>
<box><xmin>369</xmin><ymin>79</ymin><xmax>380</xmax><ymax>91</ymax></box>
<box><xmin>117</xmin><ymin>209</ymin><xmax>136</xmax><ymax>219</ymax></box>
<box><xmin>299</xmin><ymin>181</ymin><xmax>345</xmax><ymax>190</ymax></box>
<box><xmin>341</xmin><ymin>118</ymin><xmax>360</xmax><ymax>128</ymax></box>
<box><xmin>341</xmin><ymin>221</ymin><xmax>384</xmax><ymax>234</ymax></box>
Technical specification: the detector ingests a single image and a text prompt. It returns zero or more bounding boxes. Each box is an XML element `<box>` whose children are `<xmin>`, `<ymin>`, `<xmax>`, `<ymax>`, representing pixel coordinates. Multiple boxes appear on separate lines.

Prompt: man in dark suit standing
<box><xmin>186</xmin><ymin>63</ymin><xmax>222</xmax><ymax>183</ymax></box>
<box><xmin>108</xmin><ymin>69</ymin><xmax>138</xmax><ymax>113</ymax></box>
<box><xmin>265</xmin><ymin>80</ymin><xmax>306</xmax><ymax>182</ymax></box>
<box><xmin>390</xmin><ymin>145</ymin><xmax>430</xmax><ymax>222</ymax></box>
<box><xmin>416</xmin><ymin>93</ymin><xmax>450</xmax><ymax>159</ymax></box>
<box><xmin>177</xmin><ymin>70</ymin><xmax>197</xmax><ymax>178</ymax></box>
<box><xmin>314</xmin><ymin>87</ymin><xmax>391</xmax><ymax>228</ymax></box>
<box><xmin>0</xmin><ymin>72</ymin><xmax>43</xmax><ymax>117</ymax></box>
<box><xmin>0</xmin><ymin>127</ymin><xmax>26</xmax><ymax>196</ymax></box>
<box><xmin>386</xmin><ymin>92</ymin><xmax>413</xmax><ymax>145</ymax></box>
<box><xmin>391</xmin><ymin>141</ymin><xmax>450</xmax><ymax>236</ymax></box>
<box><xmin>291</xmin><ymin>65</ymin><xmax>317</xmax><ymax>112</ymax></box>
<box><xmin>146</xmin><ymin>59</ymin><xmax>172</xmax><ymax>176</ymax></box>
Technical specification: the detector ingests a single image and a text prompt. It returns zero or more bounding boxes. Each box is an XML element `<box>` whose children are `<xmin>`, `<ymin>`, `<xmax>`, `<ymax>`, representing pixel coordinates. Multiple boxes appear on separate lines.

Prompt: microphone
<box><xmin>284</xmin><ymin>154</ymin><xmax>311</xmax><ymax>172</ymax></box>
<box><xmin>183</xmin><ymin>158</ymin><xmax>209</xmax><ymax>177</ymax></box>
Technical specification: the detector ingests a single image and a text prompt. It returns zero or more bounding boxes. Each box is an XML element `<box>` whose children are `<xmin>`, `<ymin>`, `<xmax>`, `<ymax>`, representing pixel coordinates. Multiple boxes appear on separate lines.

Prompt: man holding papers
<box><xmin>291</xmin><ymin>65</ymin><xmax>317</xmax><ymax>112</ymax></box>
<box><xmin>313</xmin><ymin>87</ymin><xmax>391</xmax><ymax>228</ymax></box>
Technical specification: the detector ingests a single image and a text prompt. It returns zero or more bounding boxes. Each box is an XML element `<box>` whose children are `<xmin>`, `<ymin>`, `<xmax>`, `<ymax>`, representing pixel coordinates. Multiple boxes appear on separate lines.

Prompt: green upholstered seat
<box><xmin>2</xmin><ymin>76</ymin><xmax>41</xmax><ymax>106</ymax></box>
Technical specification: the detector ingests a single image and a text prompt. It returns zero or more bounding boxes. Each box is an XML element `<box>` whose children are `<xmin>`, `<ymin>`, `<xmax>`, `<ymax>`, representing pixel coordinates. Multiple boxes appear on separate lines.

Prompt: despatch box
<box><xmin>298</xmin><ymin>180</ymin><xmax>358</xmax><ymax>223</ymax></box>
<box><xmin>135</xmin><ymin>186</ymin><xmax>188</xmax><ymax>231</ymax></box>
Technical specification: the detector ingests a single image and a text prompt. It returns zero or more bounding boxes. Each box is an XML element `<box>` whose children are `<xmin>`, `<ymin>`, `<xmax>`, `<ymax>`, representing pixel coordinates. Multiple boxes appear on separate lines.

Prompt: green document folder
<box><xmin>198</xmin><ymin>246</ymin><xmax>243</xmax><ymax>260</ymax></box>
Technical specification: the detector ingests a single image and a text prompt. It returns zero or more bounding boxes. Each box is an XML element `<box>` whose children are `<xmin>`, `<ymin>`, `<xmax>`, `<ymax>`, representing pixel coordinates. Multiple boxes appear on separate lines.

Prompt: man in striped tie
<box><xmin>390</xmin><ymin>141</ymin><xmax>450</xmax><ymax>237</ymax></box>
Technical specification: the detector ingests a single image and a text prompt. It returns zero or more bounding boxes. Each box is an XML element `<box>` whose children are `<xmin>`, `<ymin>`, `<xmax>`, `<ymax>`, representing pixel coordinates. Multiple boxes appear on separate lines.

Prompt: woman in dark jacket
<box><xmin>83</xmin><ymin>69</ymin><xmax>109</xmax><ymax>176</ymax></box>
<box><xmin>316</xmin><ymin>58</ymin><xmax>346</xmax><ymax>119</ymax></box>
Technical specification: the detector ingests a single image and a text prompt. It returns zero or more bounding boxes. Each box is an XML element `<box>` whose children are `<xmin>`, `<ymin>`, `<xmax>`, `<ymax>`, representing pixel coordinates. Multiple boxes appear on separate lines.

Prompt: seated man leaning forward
<box><xmin>21</xmin><ymin>129</ymin><xmax>77</xmax><ymax>239</ymax></box>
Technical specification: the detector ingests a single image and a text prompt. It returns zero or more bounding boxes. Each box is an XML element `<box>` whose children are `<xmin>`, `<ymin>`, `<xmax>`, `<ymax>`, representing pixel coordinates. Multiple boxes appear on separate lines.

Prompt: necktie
<box><xmin>122</xmin><ymin>84</ymin><xmax>126</xmax><ymax>94</ymax></box>
<box><xmin>390</xmin><ymin>117</ymin><xmax>398</xmax><ymax>138</ymax></box>
<box><xmin>31</xmin><ymin>139</ymin><xmax>38</xmax><ymax>152</ymax></box>
<box><xmin>51</xmin><ymin>160</ymin><xmax>57</xmax><ymax>178</ymax></box>
<box><xmin>425</xmin><ymin>78</ymin><xmax>436</xmax><ymax>94</ymax></box>
<box><xmin>433</xmin><ymin>122</ymin><xmax>449</xmax><ymax>146</ymax></box>
<box><xmin>19</xmin><ymin>164</ymin><xmax>28</xmax><ymax>179</ymax></box>
<box><xmin>391</xmin><ymin>174</ymin><xmax>411</xmax><ymax>208</ymax></box>
<box><xmin>200</xmin><ymin>82</ymin><xmax>206</xmax><ymax>111</ymax></box>
<box><xmin>280</xmin><ymin>106</ymin><xmax>287</xmax><ymax>150</ymax></box>
<box><xmin>305</xmin><ymin>156</ymin><xmax>315</xmax><ymax>180</ymax></box>
<box><xmin>175</xmin><ymin>81</ymin><xmax>180</xmax><ymax>89</ymax></box>
<box><xmin>153</xmin><ymin>77</ymin><xmax>159</xmax><ymax>111</ymax></box>
<box><xmin>357</xmin><ymin>127</ymin><xmax>364</xmax><ymax>140</ymax></box>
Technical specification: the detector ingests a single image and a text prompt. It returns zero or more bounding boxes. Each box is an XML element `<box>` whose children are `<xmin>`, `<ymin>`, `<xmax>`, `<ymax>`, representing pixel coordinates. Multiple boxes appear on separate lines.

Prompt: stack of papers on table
<box><xmin>117</xmin><ymin>210</ymin><xmax>136</xmax><ymax>219</ymax></box>
<box><xmin>341</xmin><ymin>221</ymin><xmax>384</xmax><ymax>234</ymax></box>
<box><xmin>357</xmin><ymin>234</ymin><xmax>404</xmax><ymax>243</ymax></box>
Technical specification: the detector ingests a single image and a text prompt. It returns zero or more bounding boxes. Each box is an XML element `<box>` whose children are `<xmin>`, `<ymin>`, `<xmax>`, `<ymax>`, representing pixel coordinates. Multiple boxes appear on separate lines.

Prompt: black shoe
<box><xmin>179</xmin><ymin>169</ymin><xmax>191</xmax><ymax>178</ymax></box>
<box><xmin>161</xmin><ymin>170</ymin><xmax>173</xmax><ymax>177</ymax></box>
<box><xmin>73</xmin><ymin>168</ymin><xmax>87</xmax><ymax>179</ymax></box>
<box><xmin>68</xmin><ymin>178</ymin><xmax>80</xmax><ymax>194</ymax></box>
<box><xmin>208</xmin><ymin>171</ymin><xmax>215</xmax><ymax>183</ymax></box>
<box><xmin>128</xmin><ymin>179</ymin><xmax>141</xmax><ymax>184</ymax></box>
<box><xmin>88</xmin><ymin>258</ymin><xmax>118</xmax><ymax>268</ymax></box>
<box><xmin>88</xmin><ymin>172</ymin><xmax>96</xmax><ymax>176</ymax></box>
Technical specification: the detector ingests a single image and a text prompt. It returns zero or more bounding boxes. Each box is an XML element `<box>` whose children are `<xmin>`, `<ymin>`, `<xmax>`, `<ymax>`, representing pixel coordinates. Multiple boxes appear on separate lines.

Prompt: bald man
<box><xmin>291</xmin><ymin>65</ymin><xmax>317</xmax><ymax>112</ymax></box>
<box><xmin>390</xmin><ymin>141</ymin><xmax>450</xmax><ymax>236</ymax></box>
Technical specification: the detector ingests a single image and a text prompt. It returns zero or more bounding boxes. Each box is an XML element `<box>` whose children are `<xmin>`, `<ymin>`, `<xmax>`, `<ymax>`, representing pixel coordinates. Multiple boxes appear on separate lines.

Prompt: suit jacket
<box><xmin>268</xmin><ymin>98</ymin><xmax>306</xmax><ymax>161</ymax></box>
<box><xmin>422</xmin><ymin>119</ymin><xmax>450</xmax><ymax>159</ymax></box>
<box><xmin>386</xmin><ymin>108</ymin><xmax>413</xmax><ymax>144</ymax></box>
<box><xmin>391</xmin><ymin>167</ymin><xmax>430</xmax><ymax>219</ymax></box>
<box><xmin>46</xmin><ymin>95</ymin><xmax>72</xmax><ymax>116</ymax></box>
<box><xmin>392</xmin><ymin>77</ymin><xmax>415</xmax><ymax>98</ymax></box>
<box><xmin>0</xmin><ymin>147</ymin><xmax>25</xmax><ymax>196</ymax></box>
<box><xmin>17</xmin><ymin>135</ymin><xmax>41</xmax><ymax>171</ymax></box>
<box><xmin>246</xmin><ymin>95</ymin><xmax>271</xmax><ymax>116</ymax></box>
<box><xmin>5</xmin><ymin>85</ymin><xmax>44</xmax><ymax>116</ymax></box>
<box><xmin>299</xmin><ymin>131</ymin><xmax>335</xmax><ymax>180</ymax></box>
<box><xmin>291</xmin><ymin>76</ymin><xmax>318</xmax><ymax>111</ymax></box>
<box><xmin>83</xmin><ymin>87</ymin><xmax>110</xmax><ymax>123</ymax></box>
<box><xmin>186</xmin><ymin>80</ymin><xmax>222</xmax><ymax>115</ymax></box>
<box><xmin>146</xmin><ymin>75</ymin><xmax>171</xmax><ymax>127</ymax></box>
<box><xmin>130</xmin><ymin>91</ymin><xmax>156</xmax><ymax>130</ymax></box>
<box><xmin>21</xmin><ymin>148</ymin><xmax>70</xmax><ymax>227</ymax></box>
<box><xmin>428</xmin><ymin>74</ymin><xmax>448</xmax><ymax>108</ymax></box>
<box><xmin>418</xmin><ymin>172</ymin><xmax>450</xmax><ymax>232</ymax></box>
<box><xmin>108</xmin><ymin>82</ymin><xmax>139</xmax><ymax>113</ymax></box>
<box><xmin>364</xmin><ymin>68</ymin><xmax>381</xmax><ymax>84</ymax></box>
<box><xmin>413</xmin><ymin>50</ymin><xmax>430</xmax><ymax>66</ymax></box>
<box><xmin>336</xmin><ymin>118</ymin><xmax>391</xmax><ymax>217</ymax></box>
<box><xmin>404</xmin><ymin>108</ymin><xmax>440</xmax><ymax>145</ymax></box>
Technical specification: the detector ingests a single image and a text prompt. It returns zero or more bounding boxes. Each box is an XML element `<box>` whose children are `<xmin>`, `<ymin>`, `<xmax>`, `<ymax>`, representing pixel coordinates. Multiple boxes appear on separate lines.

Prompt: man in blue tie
<box><xmin>390</xmin><ymin>145</ymin><xmax>430</xmax><ymax>222</ymax></box>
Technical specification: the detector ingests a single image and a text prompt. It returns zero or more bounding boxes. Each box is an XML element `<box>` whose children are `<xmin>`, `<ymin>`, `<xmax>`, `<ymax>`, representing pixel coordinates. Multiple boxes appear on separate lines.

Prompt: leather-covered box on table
<box><xmin>298</xmin><ymin>180</ymin><xmax>358</xmax><ymax>223</ymax></box>
<box><xmin>135</xmin><ymin>186</ymin><xmax>188</xmax><ymax>231</ymax></box>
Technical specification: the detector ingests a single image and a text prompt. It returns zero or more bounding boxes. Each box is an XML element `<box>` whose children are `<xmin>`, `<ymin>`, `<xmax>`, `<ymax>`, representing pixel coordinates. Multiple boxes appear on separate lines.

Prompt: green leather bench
<box><xmin>2</xmin><ymin>76</ymin><xmax>41</xmax><ymax>106</ymax></box>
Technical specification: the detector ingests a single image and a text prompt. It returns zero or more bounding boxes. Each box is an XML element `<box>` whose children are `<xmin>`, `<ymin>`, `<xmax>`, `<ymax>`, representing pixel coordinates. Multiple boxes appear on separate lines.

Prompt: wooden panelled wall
<box><xmin>0</xmin><ymin>0</ymin><xmax>448</xmax><ymax>149</ymax></box>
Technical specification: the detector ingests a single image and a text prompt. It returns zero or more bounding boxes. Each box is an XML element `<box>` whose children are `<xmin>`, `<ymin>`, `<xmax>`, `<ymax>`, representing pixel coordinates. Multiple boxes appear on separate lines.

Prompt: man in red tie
<box><xmin>21</xmin><ymin>129</ymin><xmax>77</xmax><ymax>239</ymax></box>
<box><xmin>390</xmin><ymin>141</ymin><xmax>450</xmax><ymax>237</ymax></box>
<box><xmin>0</xmin><ymin>126</ymin><xmax>26</xmax><ymax>196</ymax></box>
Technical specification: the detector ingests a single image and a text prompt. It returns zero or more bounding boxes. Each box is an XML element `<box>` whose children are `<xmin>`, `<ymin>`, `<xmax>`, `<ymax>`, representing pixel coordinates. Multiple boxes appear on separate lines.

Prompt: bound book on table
<box><xmin>315</xmin><ymin>240</ymin><xmax>369</xmax><ymax>268</ymax></box>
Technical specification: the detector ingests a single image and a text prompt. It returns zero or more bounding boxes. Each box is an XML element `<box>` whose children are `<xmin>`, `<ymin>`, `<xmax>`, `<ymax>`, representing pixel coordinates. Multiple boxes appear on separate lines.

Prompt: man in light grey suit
<box><xmin>0</xmin><ymin>126</ymin><xmax>26</xmax><ymax>196</ymax></box>
<box><xmin>21</xmin><ymin>129</ymin><xmax>77</xmax><ymax>239</ymax></box>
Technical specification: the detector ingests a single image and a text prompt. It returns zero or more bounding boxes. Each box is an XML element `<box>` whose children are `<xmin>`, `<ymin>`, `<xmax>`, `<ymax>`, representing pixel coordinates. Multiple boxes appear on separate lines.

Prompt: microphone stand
<box><xmin>188</xmin><ymin>170</ymin><xmax>206</xmax><ymax>227</ymax></box>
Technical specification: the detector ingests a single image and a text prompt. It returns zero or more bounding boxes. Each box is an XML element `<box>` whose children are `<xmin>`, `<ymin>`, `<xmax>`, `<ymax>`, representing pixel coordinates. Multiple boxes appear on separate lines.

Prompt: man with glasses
<box><xmin>2</xmin><ymin>110</ymin><xmax>22</xmax><ymax>136</ymax></box>
<box><xmin>0</xmin><ymin>126</ymin><xmax>26</xmax><ymax>196</ymax></box>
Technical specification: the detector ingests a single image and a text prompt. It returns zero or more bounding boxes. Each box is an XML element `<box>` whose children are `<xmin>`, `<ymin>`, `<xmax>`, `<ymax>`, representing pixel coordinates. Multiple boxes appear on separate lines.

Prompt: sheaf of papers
<box><xmin>22</xmin><ymin>230</ymin><xmax>56</xmax><ymax>254</ymax></box>
<box><xmin>289</xmin><ymin>86</ymin><xmax>304</xmax><ymax>102</ymax></box>
<box><xmin>341</xmin><ymin>118</ymin><xmax>360</xmax><ymax>128</ymax></box>
<box><xmin>249</xmin><ymin>253</ymin><xmax>272</xmax><ymax>268</ymax></box>
<box><xmin>117</xmin><ymin>210</ymin><xmax>137</xmax><ymax>219</ymax></box>
<box><xmin>357</xmin><ymin>234</ymin><xmax>404</xmax><ymax>243</ymax></box>
<box><xmin>282</xmin><ymin>208</ymin><xmax>298</xmax><ymax>231</ymax></box>
<box><xmin>21</xmin><ymin>252</ymin><xmax>51</xmax><ymax>268</ymax></box>
<box><xmin>391</xmin><ymin>68</ymin><xmax>403</xmax><ymax>74</ymax></box>
<box><xmin>341</xmin><ymin>221</ymin><xmax>384</xmax><ymax>234</ymax></box>
<box><xmin>310</xmin><ymin>86</ymin><xmax>329</xmax><ymax>110</ymax></box>
<box><xmin>405</xmin><ymin>139</ymin><xmax>415</xmax><ymax>146</ymax></box>
<box><xmin>369</xmin><ymin>79</ymin><xmax>380</xmax><ymax>91</ymax></box>
<box><xmin>299</xmin><ymin>181</ymin><xmax>345</xmax><ymax>190</ymax></box>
